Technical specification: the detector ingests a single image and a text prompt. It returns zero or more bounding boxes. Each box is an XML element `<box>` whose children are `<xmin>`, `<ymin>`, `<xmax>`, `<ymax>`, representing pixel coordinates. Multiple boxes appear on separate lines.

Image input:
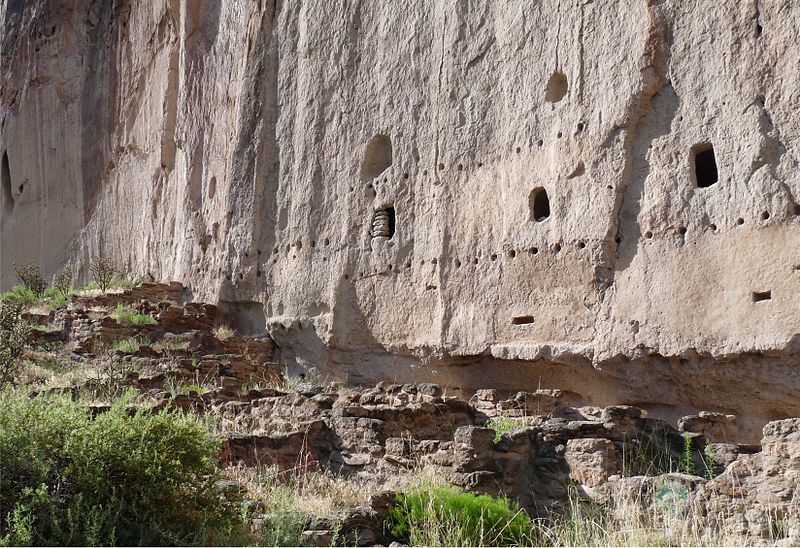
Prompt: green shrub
<box><xmin>51</xmin><ymin>261</ymin><xmax>74</xmax><ymax>299</ymax></box>
<box><xmin>0</xmin><ymin>391</ymin><xmax>246</xmax><ymax>546</ymax></box>
<box><xmin>14</xmin><ymin>262</ymin><xmax>47</xmax><ymax>297</ymax></box>
<box><xmin>110</xmin><ymin>304</ymin><xmax>156</xmax><ymax>326</ymax></box>
<box><xmin>486</xmin><ymin>415</ymin><xmax>527</xmax><ymax>443</ymax></box>
<box><xmin>385</xmin><ymin>485</ymin><xmax>535</xmax><ymax>546</ymax></box>
<box><xmin>0</xmin><ymin>285</ymin><xmax>39</xmax><ymax>306</ymax></box>
<box><xmin>39</xmin><ymin>287</ymin><xmax>68</xmax><ymax>310</ymax></box>
<box><xmin>0</xmin><ymin>303</ymin><xmax>30</xmax><ymax>388</ymax></box>
<box><xmin>90</xmin><ymin>257</ymin><xmax>117</xmax><ymax>293</ymax></box>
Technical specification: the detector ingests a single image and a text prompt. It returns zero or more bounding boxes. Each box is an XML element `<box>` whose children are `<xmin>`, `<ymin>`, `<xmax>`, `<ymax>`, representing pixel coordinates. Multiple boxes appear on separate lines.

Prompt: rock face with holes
<box><xmin>2</xmin><ymin>1</ymin><xmax>800</xmax><ymax>442</ymax></box>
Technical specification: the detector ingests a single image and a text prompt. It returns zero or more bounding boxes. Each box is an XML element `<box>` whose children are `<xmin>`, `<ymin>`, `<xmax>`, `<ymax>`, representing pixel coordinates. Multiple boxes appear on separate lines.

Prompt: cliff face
<box><xmin>2</xmin><ymin>0</ymin><xmax>800</xmax><ymax>440</ymax></box>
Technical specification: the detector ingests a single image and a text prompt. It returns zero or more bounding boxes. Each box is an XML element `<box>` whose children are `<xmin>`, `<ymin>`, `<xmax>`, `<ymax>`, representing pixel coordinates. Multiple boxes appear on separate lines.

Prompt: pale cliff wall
<box><xmin>2</xmin><ymin>0</ymin><xmax>799</xmax><ymax>440</ymax></box>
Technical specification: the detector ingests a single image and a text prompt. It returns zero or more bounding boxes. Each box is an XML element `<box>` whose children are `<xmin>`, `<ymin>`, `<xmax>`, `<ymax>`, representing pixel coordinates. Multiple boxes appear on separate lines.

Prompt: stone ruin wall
<box><xmin>2</xmin><ymin>0</ymin><xmax>800</xmax><ymax>441</ymax></box>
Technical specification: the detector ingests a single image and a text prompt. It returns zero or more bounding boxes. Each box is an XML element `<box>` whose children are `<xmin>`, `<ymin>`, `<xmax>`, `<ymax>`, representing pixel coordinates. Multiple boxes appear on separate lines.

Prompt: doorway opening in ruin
<box><xmin>692</xmin><ymin>144</ymin><xmax>718</xmax><ymax>187</ymax></box>
<box><xmin>1</xmin><ymin>151</ymin><xmax>13</xmax><ymax>218</ymax></box>
<box><xmin>371</xmin><ymin>206</ymin><xmax>396</xmax><ymax>239</ymax></box>
<box><xmin>361</xmin><ymin>135</ymin><xmax>392</xmax><ymax>182</ymax></box>
<box><xmin>529</xmin><ymin>187</ymin><xmax>550</xmax><ymax>222</ymax></box>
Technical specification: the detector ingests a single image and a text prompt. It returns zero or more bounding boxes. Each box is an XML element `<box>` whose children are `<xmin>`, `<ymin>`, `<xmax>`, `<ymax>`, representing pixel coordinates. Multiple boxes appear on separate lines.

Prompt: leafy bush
<box><xmin>110</xmin><ymin>304</ymin><xmax>156</xmax><ymax>326</ymax></box>
<box><xmin>0</xmin><ymin>303</ymin><xmax>30</xmax><ymax>388</ymax></box>
<box><xmin>89</xmin><ymin>257</ymin><xmax>117</xmax><ymax>293</ymax></box>
<box><xmin>486</xmin><ymin>415</ymin><xmax>527</xmax><ymax>443</ymax></box>
<box><xmin>0</xmin><ymin>391</ymin><xmax>246</xmax><ymax>546</ymax></box>
<box><xmin>0</xmin><ymin>285</ymin><xmax>38</xmax><ymax>306</ymax></box>
<box><xmin>51</xmin><ymin>260</ymin><xmax>74</xmax><ymax>299</ymax></box>
<box><xmin>385</xmin><ymin>485</ymin><xmax>535</xmax><ymax>546</ymax></box>
<box><xmin>13</xmin><ymin>262</ymin><xmax>47</xmax><ymax>297</ymax></box>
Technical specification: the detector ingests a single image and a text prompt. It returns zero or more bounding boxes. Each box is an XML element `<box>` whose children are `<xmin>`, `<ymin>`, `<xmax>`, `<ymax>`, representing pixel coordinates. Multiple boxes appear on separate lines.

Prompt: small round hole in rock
<box><xmin>577</xmin><ymin>241</ymin><xmax>585</xmax><ymax>249</ymax></box>
<box><xmin>677</xmin><ymin>226</ymin><xmax>687</xmax><ymax>235</ymax></box>
<box><xmin>644</xmin><ymin>231</ymin><xmax>653</xmax><ymax>239</ymax></box>
<box><xmin>530</xmin><ymin>247</ymin><xmax>539</xmax><ymax>255</ymax></box>
<box><xmin>553</xmin><ymin>243</ymin><xmax>562</xmax><ymax>253</ymax></box>
<box><xmin>761</xmin><ymin>211</ymin><xmax>770</xmax><ymax>220</ymax></box>
<box><xmin>736</xmin><ymin>218</ymin><xmax>744</xmax><ymax>226</ymax></box>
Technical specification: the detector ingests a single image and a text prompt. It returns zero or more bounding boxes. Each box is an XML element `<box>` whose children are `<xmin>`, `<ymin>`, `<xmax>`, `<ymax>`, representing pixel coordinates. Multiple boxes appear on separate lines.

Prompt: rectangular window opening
<box><xmin>752</xmin><ymin>291</ymin><xmax>772</xmax><ymax>303</ymax></box>
<box><xmin>511</xmin><ymin>315</ymin><xmax>535</xmax><ymax>325</ymax></box>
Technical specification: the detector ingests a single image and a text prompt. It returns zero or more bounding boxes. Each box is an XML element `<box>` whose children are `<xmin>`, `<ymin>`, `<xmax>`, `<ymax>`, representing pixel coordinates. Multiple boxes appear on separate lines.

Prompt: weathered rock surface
<box><xmin>11</xmin><ymin>285</ymin><xmax>800</xmax><ymax>545</ymax></box>
<box><xmin>3</xmin><ymin>1</ymin><xmax>800</xmax><ymax>441</ymax></box>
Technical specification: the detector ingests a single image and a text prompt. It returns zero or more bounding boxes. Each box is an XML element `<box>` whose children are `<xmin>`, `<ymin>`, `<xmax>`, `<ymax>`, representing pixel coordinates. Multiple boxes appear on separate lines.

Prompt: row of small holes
<box><xmin>642</xmin><ymin>209</ymin><xmax>797</xmax><ymax>239</ymax></box>
<box><xmin>357</xmin><ymin>130</ymin><xmax>584</xmax><ymax>186</ymax></box>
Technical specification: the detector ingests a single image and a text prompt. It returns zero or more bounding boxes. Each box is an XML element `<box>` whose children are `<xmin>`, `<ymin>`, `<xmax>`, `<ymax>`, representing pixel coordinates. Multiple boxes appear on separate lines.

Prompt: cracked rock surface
<box><xmin>2</xmin><ymin>1</ymin><xmax>800</xmax><ymax>441</ymax></box>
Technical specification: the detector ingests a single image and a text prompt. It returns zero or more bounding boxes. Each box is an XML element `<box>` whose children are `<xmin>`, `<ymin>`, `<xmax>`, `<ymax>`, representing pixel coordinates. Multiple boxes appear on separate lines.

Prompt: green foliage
<box><xmin>486</xmin><ymin>415</ymin><xmax>527</xmax><ymax>443</ymax></box>
<box><xmin>620</xmin><ymin>433</ymin><xmax>675</xmax><ymax>477</ymax></box>
<box><xmin>51</xmin><ymin>260</ymin><xmax>74</xmax><ymax>299</ymax></box>
<box><xmin>41</xmin><ymin>287</ymin><xmax>68</xmax><ymax>309</ymax></box>
<box><xmin>654</xmin><ymin>480</ymin><xmax>690</xmax><ymax>516</ymax></box>
<box><xmin>110</xmin><ymin>276</ymin><xmax>138</xmax><ymax>290</ymax></box>
<box><xmin>89</xmin><ymin>256</ymin><xmax>118</xmax><ymax>293</ymax></box>
<box><xmin>385</xmin><ymin>485</ymin><xmax>535</xmax><ymax>546</ymax></box>
<box><xmin>110</xmin><ymin>304</ymin><xmax>156</xmax><ymax>326</ymax></box>
<box><xmin>164</xmin><ymin>376</ymin><xmax>213</xmax><ymax>398</ymax></box>
<box><xmin>703</xmin><ymin>440</ymin><xmax>717</xmax><ymax>479</ymax></box>
<box><xmin>0</xmin><ymin>391</ymin><xmax>246</xmax><ymax>546</ymax></box>
<box><xmin>110</xmin><ymin>336</ymin><xmax>146</xmax><ymax>354</ymax></box>
<box><xmin>0</xmin><ymin>303</ymin><xmax>30</xmax><ymax>388</ymax></box>
<box><xmin>680</xmin><ymin>433</ymin><xmax>695</xmax><ymax>475</ymax></box>
<box><xmin>256</xmin><ymin>513</ymin><xmax>306</xmax><ymax>547</ymax></box>
<box><xmin>14</xmin><ymin>262</ymin><xmax>47</xmax><ymax>297</ymax></box>
<box><xmin>0</xmin><ymin>285</ymin><xmax>39</xmax><ymax>306</ymax></box>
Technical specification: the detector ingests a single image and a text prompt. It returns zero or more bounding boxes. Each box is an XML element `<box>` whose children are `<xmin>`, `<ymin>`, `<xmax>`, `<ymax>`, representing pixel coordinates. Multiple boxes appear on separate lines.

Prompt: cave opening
<box><xmin>529</xmin><ymin>187</ymin><xmax>550</xmax><ymax>222</ymax></box>
<box><xmin>361</xmin><ymin>135</ymin><xmax>392</xmax><ymax>182</ymax></box>
<box><xmin>545</xmin><ymin>71</ymin><xmax>568</xmax><ymax>103</ymax></box>
<box><xmin>693</xmin><ymin>144</ymin><xmax>719</xmax><ymax>188</ymax></box>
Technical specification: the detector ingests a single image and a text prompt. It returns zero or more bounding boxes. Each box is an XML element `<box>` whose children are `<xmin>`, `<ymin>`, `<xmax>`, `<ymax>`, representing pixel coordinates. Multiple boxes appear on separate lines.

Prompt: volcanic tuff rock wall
<box><xmin>2</xmin><ymin>0</ymin><xmax>800</xmax><ymax>440</ymax></box>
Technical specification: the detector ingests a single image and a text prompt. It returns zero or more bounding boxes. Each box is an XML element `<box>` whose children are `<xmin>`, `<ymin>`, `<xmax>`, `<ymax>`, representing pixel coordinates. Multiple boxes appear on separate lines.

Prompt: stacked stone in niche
<box><xmin>371</xmin><ymin>210</ymin><xmax>391</xmax><ymax>238</ymax></box>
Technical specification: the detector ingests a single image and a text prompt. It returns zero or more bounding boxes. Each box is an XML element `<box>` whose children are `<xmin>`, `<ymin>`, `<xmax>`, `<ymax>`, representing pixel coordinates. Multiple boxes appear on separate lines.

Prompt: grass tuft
<box><xmin>110</xmin><ymin>304</ymin><xmax>156</xmax><ymax>326</ymax></box>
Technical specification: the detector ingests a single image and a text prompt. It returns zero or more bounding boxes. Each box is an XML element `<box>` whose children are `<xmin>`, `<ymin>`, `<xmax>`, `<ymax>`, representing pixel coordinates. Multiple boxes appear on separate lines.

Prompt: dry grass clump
<box><xmin>226</xmin><ymin>464</ymin><xmax>373</xmax><ymax>518</ymax></box>
<box><xmin>214</xmin><ymin>324</ymin><xmax>235</xmax><ymax>340</ymax></box>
